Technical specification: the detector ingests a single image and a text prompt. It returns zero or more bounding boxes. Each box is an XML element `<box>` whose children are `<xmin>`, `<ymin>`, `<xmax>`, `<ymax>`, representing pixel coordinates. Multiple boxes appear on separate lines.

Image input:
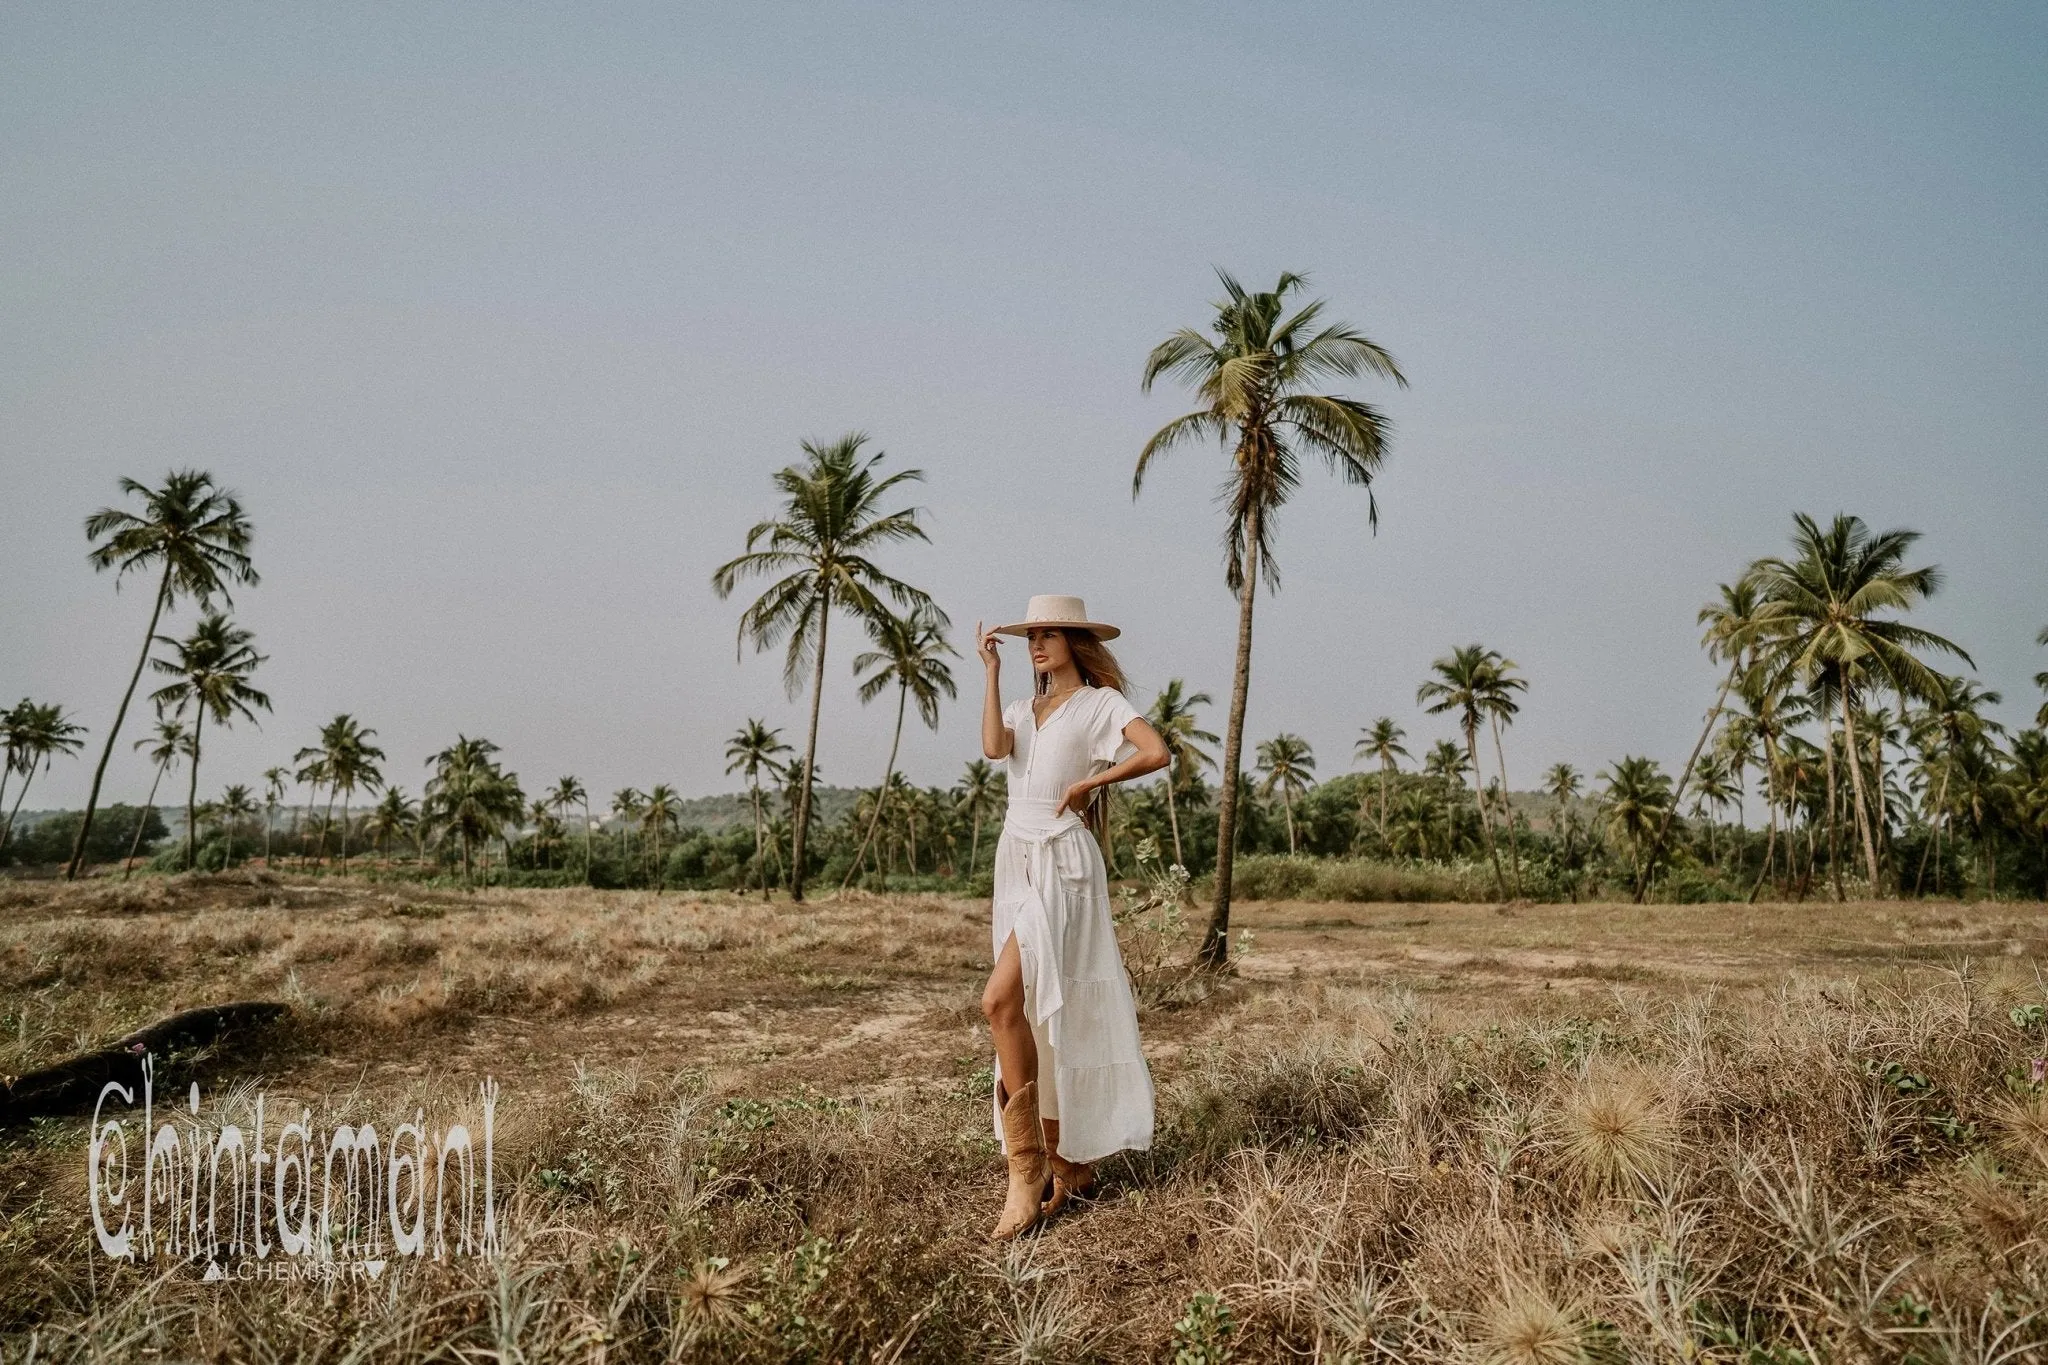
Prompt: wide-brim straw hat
<box><xmin>993</xmin><ymin>594</ymin><xmax>1121</xmax><ymax>641</ymax></box>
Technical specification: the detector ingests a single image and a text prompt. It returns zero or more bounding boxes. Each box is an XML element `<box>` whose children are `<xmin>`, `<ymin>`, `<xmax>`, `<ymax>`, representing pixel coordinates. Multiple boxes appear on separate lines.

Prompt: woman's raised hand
<box><xmin>977</xmin><ymin>621</ymin><xmax>1002</xmax><ymax>671</ymax></box>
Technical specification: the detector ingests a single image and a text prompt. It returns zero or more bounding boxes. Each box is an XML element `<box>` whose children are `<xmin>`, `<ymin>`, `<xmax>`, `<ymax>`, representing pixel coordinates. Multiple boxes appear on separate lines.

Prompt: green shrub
<box><xmin>1228</xmin><ymin>854</ymin><xmax>1483</xmax><ymax>903</ymax></box>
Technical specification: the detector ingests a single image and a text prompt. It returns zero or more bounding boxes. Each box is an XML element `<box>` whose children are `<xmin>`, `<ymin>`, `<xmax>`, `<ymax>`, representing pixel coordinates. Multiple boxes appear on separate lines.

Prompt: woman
<box><xmin>977</xmin><ymin>594</ymin><xmax>1171</xmax><ymax>1239</ymax></box>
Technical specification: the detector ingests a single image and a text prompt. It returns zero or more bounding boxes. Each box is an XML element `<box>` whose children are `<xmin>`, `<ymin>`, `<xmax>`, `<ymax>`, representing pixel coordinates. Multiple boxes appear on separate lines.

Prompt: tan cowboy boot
<box><xmin>991</xmin><ymin>1082</ymin><xmax>1050</xmax><ymax>1240</ymax></box>
<box><xmin>1040</xmin><ymin>1153</ymin><xmax>1096</xmax><ymax>1217</ymax></box>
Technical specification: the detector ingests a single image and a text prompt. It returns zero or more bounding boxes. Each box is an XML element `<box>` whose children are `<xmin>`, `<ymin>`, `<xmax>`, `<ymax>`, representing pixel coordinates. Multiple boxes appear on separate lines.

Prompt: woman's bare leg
<box><xmin>981</xmin><ymin>932</ymin><xmax>1037</xmax><ymax>1101</ymax></box>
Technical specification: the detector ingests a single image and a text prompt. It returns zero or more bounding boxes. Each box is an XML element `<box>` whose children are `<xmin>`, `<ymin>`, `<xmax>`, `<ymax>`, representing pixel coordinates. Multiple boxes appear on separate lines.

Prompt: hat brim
<box><xmin>993</xmin><ymin>620</ymin><xmax>1121</xmax><ymax>642</ymax></box>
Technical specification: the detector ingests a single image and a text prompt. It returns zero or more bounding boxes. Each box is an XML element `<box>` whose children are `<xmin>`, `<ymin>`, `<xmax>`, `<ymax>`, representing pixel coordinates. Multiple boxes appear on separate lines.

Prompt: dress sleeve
<box><xmin>1090</xmin><ymin>689</ymin><xmax>1144</xmax><ymax>766</ymax></box>
<box><xmin>1002</xmin><ymin>697</ymin><xmax>1028</xmax><ymax>731</ymax></box>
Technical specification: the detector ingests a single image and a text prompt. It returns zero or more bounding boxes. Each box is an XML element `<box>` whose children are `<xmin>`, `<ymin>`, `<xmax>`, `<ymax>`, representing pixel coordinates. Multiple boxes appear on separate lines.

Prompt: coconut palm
<box><xmin>1751</xmin><ymin>514</ymin><xmax>1970</xmax><ymax>895</ymax></box>
<box><xmin>148</xmin><ymin>613</ymin><xmax>270</xmax><ymax>871</ymax></box>
<box><xmin>1601</xmin><ymin>756</ymin><xmax>1674</xmax><ymax>891</ymax></box>
<box><xmin>610</xmin><ymin>788</ymin><xmax>645</xmax><ymax>867</ymax></box>
<box><xmin>1690</xmin><ymin>753</ymin><xmax>1739</xmax><ymax>866</ymax></box>
<box><xmin>641</xmin><ymin>784</ymin><xmax>681</xmax><ymax>887</ymax></box>
<box><xmin>217</xmin><ymin>784</ymin><xmax>257</xmax><ymax>864</ymax></box>
<box><xmin>363</xmin><ymin>786</ymin><xmax>418</xmax><ymax>860</ymax></box>
<box><xmin>1254</xmin><ymin>734</ymin><xmax>1317</xmax><ymax>854</ymax></box>
<box><xmin>1476</xmin><ymin>655</ymin><xmax>1529</xmax><ymax>896</ymax></box>
<box><xmin>122</xmin><ymin>714</ymin><xmax>192</xmax><ymax>877</ymax></box>
<box><xmin>1633</xmin><ymin>578</ymin><xmax>1766</xmax><ymax>900</ymax></box>
<box><xmin>0</xmin><ymin>700</ymin><xmax>28</xmax><ymax>840</ymax></box>
<box><xmin>1419</xmin><ymin>646</ymin><xmax>1510</xmax><ymax>895</ymax></box>
<box><xmin>712</xmin><ymin>434</ymin><xmax>936</xmax><ymax>901</ymax></box>
<box><xmin>1146</xmin><ymin>679</ymin><xmax>1219</xmax><ymax>869</ymax></box>
<box><xmin>1137</xmin><ymin>270</ymin><xmax>1405</xmax><ymax>962</ymax></box>
<box><xmin>955</xmin><ymin>758</ymin><xmax>1004</xmax><ymax>876</ymax></box>
<box><xmin>69</xmin><ymin>471</ymin><xmax>257</xmax><ymax>879</ymax></box>
<box><xmin>1423</xmin><ymin>740</ymin><xmax>1471</xmax><ymax>861</ymax></box>
<box><xmin>1354</xmin><ymin>717</ymin><xmax>1409</xmax><ymax>844</ymax></box>
<box><xmin>312</xmin><ymin>716</ymin><xmax>385</xmax><ymax>868</ymax></box>
<box><xmin>844</xmin><ymin>605</ymin><xmax>957</xmax><ymax>889</ymax></box>
<box><xmin>547</xmin><ymin>777</ymin><xmax>592</xmax><ymax>885</ymax></box>
<box><xmin>724</xmin><ymin>724</ymin><xmax>790</xmax><ymax>898</ymax></box>
<box><xmin>1907</xmin><ymin>676</ymin><xmax>2004</xmax><ymax>895</ymax></box>
<box><xmin>424</xmin><ymin>737</ymin><xmax>522</xmax><ymax>883</ymax></box>
<box><xmin>260</xmin><ymin>766</ymin><xmax>288</xmax><ymax>865</ymax></box>
<box><xmin>1542</xmin><ymin>762</ymin><xmax>1584</xmax><ymax>871</ymax></box>
<box><xmin>0</xmin><ymin>701</ymin><xmax>87</xmax><ymax>855</ymax></box>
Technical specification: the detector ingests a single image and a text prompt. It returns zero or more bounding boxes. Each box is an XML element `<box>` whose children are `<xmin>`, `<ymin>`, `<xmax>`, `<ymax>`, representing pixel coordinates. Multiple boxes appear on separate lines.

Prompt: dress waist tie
<box><xmin>999</xmin><ymin>798</ymin><xmax>1085</xmax><ymax>1041</ymax></box>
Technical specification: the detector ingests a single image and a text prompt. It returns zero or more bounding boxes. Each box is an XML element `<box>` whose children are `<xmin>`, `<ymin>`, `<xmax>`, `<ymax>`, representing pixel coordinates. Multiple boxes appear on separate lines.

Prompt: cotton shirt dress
<box><xmin>991</xmin><ymin>685</ymin><xmax>1156</xmax><ymax>1164</ymax></box>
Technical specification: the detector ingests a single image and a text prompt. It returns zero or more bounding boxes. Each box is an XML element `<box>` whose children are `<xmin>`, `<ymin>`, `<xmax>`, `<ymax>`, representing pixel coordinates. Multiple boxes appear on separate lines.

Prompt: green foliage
<box><xmin>1227</xmin><ymin>854</ymin><xmax>1486</xmax><ymax>903</ymax></box>
<box><xmin>2</xmin><ymin>805</ymin><xmax>164</xmax><ymax>866</ymax></box>
<box><xmin>1170</xmin><ymin>1291</ymin><xmax>1236</xmax><ymax>1365</ymax></box>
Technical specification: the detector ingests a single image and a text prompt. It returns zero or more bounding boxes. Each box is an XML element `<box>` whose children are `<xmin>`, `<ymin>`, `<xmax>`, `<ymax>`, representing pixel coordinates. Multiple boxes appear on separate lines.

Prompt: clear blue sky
<box><xmin>4</xmin><ymin>3</ymin><xmax>2044</xmax><ymax>809</ymax></box>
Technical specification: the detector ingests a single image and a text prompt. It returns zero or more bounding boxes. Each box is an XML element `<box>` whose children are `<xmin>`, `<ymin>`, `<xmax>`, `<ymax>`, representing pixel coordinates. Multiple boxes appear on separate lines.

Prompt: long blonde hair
<box><xmin>1035</xmin><ymin>628</ymin><xmax>1128</xmax><ymax>847</ymax></box>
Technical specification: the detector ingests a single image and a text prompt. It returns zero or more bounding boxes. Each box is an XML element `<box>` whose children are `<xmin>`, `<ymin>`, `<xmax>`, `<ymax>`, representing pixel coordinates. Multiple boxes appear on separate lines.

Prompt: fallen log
<box><xmin>0</xmin><ymin>1002</ymin><xmax>290</xmax><ymax>1127</ymax></box>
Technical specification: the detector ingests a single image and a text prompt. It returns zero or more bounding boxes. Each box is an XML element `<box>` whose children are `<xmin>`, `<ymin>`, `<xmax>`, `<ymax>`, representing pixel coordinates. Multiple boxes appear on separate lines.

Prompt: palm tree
<box><xmin>547</xmin><ymin>777</ymin><xmax>592</xmax><ymax>885</ymax></box>
<box><xmin>1145</xmin><ymin>680</ymin><xmax>1218</xmax><ymax>869</ymax></box>
<box><xmin>712</xmin><ymin>434</ymin><xmax>936</xmax><ymax>902</ymax></box>
<box><xmin>365</xmin><ymin>786</ymin><xmax>418</xmax><ymax>860</ymax></box>
<box><xmin>1542</xmin><ymin>761</ymin><xmax>1583</xmax><ymax>874</ymax></box>
<box><xmin>1907</xmin><ymin>676</ymin><xmax>2004</xmax><ymax>895</ymax></box>
<box><xmin>1476</xmin><ymin>655</ymin><xmax>1529</xmax><ymax>896</ymax></box>
<box><xmin>1423</xmin><ymin>740</ymin><xmax>1471</xmax><ymax>860</ymax></box>
<box><xmin>1354</xmin><ymin>717</ymin><xmax>1409</xmax><ymax>844</ymax></box>
<box><xmin>123</xmin><ymin>714</ymin><xmax>192</xmax><ymax>877</ymax></box>
<box><xmin>296</xmin><ymin>716</ymin><xmax>384</xmax><ymax>869</ymax></box>
<box><xmin>610</xmin><ymin>788</ymin><xmax>645</xmax><ymax>868</ymax></box>
<box><xmin>844</xmin><ymin>605</ymin><xmax>958</xmax><ymax>889</ymax></box>
<box><xmin>641</xmin><ymin>784</ymin><xmax>681</xmax><ymax>888</ymax></box>
<box><xmin>1690</xmin><ymin>753</ymin><xmax>1739</xmax><ymax>866</ymax></box>
<box><xmin>1602</xmin><ymin>756</ymin><xmax>1674</xmax><ymax>891</ymax></box>
<box><xmin>1137</xmin><ymin>271</ymin><xmax>1405</xmax><ymax>963</ymax></box>
<box><xmin>217</xmin><ymin>784</ymin><xmax>257</xmax><ymax>864</ymax></box>
<box><xmin>1751</xmin><ymin>514</ymin><xmax>1970</xmax><ymax>895</ymax></box>
<box><xmin>261</xmin><ymin>766</ymin><xmax>288</xmax><ymax>865</ymax></box>
<box><xmin>0</xmin><ymin>702</ymin><xmax>88</xmax><ymax>855</ymax></box>
<box><xmin>955</xmin><ymin>758</ymin><xmax>1003</xmax><ymax>876</ymax></box>
<box><xmin>0</xmin><ymin>700</ymin><xmax>27</xmax><ymax>840</ymax></box>
<box><xmin>1419</xmin><ymin>645</ymin><xmax>1510</xmax><ymax>894</ymax></box>
<box><xmin>1254</xmin><ymin>734</ymin><xmax>1317</xmax><ymax>854</ymax></box>
<box><xmin>424</xmin><ymin>737</ymin><xmax>523</xmax><ymax>884</ymax></box>
<box><xmin>724</xmin><ymin>724</ymin><xmax>790</xmax><ymax>898</ymax></box>
<box><xmin>148</xmin><ymin>613</ymin><xmax>269</xmax><ymax>870</ymax></box>
<box><xmin>69</xmin><ymin>471</ymin><xmax>257</xmax><ymax>879</ymax></box>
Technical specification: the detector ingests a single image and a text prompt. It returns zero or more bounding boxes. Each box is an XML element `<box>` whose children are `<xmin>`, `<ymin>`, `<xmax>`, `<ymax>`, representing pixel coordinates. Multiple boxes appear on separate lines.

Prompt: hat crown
<box><xmin>1021</xmin><ymin>594</ymin><xmax>1091</xmax><ymax>625</ymax></box>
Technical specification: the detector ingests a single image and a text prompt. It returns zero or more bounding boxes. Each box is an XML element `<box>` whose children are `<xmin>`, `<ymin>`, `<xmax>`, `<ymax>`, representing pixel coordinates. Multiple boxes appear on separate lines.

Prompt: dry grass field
<box><xmin>6</xmin><ymin>872</ymin><xmax>2048</xmax><ymax>1361</ymax></box>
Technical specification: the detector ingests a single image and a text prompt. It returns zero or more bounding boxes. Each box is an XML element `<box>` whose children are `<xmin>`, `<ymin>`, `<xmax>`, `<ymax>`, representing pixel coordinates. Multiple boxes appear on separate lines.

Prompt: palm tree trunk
<box><xmin>1635</xmin><ymin>662</ymin><xmax>1738</xmax><ymax>902</ymax></box>
<box><xmin>1839</xmin><ymin>696</ymin><xmax>1883</xmax><ymax>895</ymax></box>
<box><xmin>844</xmin><ymin>684</ymin><xmax>908</xmax><ymax>890</ymax></box>
<box><xmin>67</xmin><ymin>568</ymin><xmax>172</xmax><ymax>879</ymax></box>
<box><xmin>1165</xmin><ymin>777</ymin><xmax>1183</xmax><ymax>868</ymax></box>
<box><xmin>751</xmin><ymin>784</ymin><xmax>766</xmax><ymax>898</ymax></box>
<box><xmin>3</xmin><ymin>764</ymin><xmax>42</xmax><ymax>856</ymax></box>
<box><xmin>583</xmin><ymin>797</ymin><xmax>593</xmax><ymax>888</ymax></box>
<box><xmin>1913</xmin><ymin>765</ymin><xmax>1951</xmax><ymax>896</ymax></box>
<box><xmin>1203</xmin><ymin>516</ymin><xmax>1260</xmax><ymax>969</ymax></box>
<box><xmin>263</xmin><ymin>805</ymin><xmax>273</xmax><ymax>865</ymax></box>
<box><xmin>124</xmin><ymin>760</ymin><xmax>171</xmax><ymax>879</ymax></box>
<box><xmin>1282</xmin><ymin>790</ymin><xmax>1296</xmax><ymax>855</ymax></box>
<box><xmin>1379</xmin><ymin>767</ymin><xmax>1391</xmax><ymax>842</ymax></box>
<box><xmin>340</xmin><ymin>792</ymin><xmax>351</xmax><ymax>869</ymax></box>
<box><xmin>1490</xmin><ymin>715</ymin><xmax>1522</xmax><ymax>899</ymax></box>
<box><xmin>185</xmin><ymin>708</ymin><xmax>205</xmax><ymax>871</ymax></box>
<box><xmin>1823</xmin><ymin>718</ymin><xmax>1845</xmax><ymax>901</ymax></box>
<box><xmin>790</xmin><ymin>587</ymin><xmax>829</xmax><ymax>902</ymax></box>
<box><xmin>1749</xmin><ymin>733</ymin><xmax>1782</xmax><ymax>903</ymax></box>
<box><xmin>0</xmin><ymin>764</ymin><xmax>13</xmax><ymax>849</ymax></box>
<box><xmin>1466</xmin><ymin>726</ymin><xmax>1504</xmax><ymax>896</ymax></box>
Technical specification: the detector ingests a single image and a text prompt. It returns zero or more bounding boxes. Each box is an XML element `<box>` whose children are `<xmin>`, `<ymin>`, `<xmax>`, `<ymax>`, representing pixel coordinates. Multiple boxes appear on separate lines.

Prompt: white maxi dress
<box><xmin>991</xmin><ymin>685</ymin><xmax>1155</xmax><ymax>1164</ymax></box>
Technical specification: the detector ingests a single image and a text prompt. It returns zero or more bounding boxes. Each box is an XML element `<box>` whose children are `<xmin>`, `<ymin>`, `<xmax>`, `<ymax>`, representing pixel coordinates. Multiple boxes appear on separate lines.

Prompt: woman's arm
<box><xmin>978</xmin><ymin>621</ymin><xmax>1013</xmax><ymax>760</ymax></box>
<box><xmin>1054</xmin><ymin>717</ymin><xmax>1170</xmax><ymax>816</ymax></box>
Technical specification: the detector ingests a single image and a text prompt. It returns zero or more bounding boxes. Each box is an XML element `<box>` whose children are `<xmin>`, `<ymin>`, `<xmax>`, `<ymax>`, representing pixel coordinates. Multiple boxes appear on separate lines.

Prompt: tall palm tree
<box><xmin>955</xmin><ymin>758</ymin><xmax>1003</xmax><ymax>876</ymax></box>
<box><xmin>1423</xmin><ymin>739</ymin><xmax>1471</xmax><ymax>861</ymax></box>
<box><xmin>1354</xmin><ymin>717</ymin><xmax>1409</xmax><ymax>844</ymax></box>
<box><xmin>1145</xmin><ymin>680</ymin><xmax>1218</xmax><ymax>870</ymax></box>
<box><xmin>1602</xmin><ymin>756</ymin><xmax>1674</xmax><ymax>891</ymax></box>
<box><xmin>69</xmin><ymin>471</ymin><xmax>257</xmax><ymax>879</ymax></box>
<box><xmin>1419</xmin><ymin>645</ymin><xmax>1509</xmax><ymax>894</ymax></box>
<box><xmin>1254</xmin><ymin>733</ymin><xmax>1317</xmax><ymax>854</ymax></box>
<box><xmin>365</xmin><ymin>786</ymin><xmax>419</xmax><ymax>860</ymax></box>
<box><xmin>297</xmin><ymin>715</ymin><xmax>384</xmax><ymax>868</ymax></box>
<box><xmin>261</xmin><ymin>766</ymin><xmax>288</xmax><ymax>865</ymax></box>
<box><xmin>712</xmin><ymin>434</ymin><xmax>936</xmax><ymax>902</ymax></box>
<box><xmin>641</xmin><ymin>784</ymin><xmax>681</xmax><ymax>888</ymax></box>
<box><xmin>1690</xmin><ymin>753</ymin><xmax>1739</xmax><ymax>866</ymax></box>
<box><xmin>1907</xmin><ymin>676</ymin><xmax>2004</xmax><ymax>895</ymax></box>
<box><xmin>0</xmin><ymin>700</ymin><xmax>28</xmax><ymax>838</ymax></box>
<box><xmin>123</xmin><ymin>714</ymin><xmax>192</xmax><ymax>877</ymax></box>
<box><xmin>723</xmin><ymin>724</ymin><xmax>790</xmax><ymax>899</ymax></box>
<box><xmin>844</xmin><ymin>605</ymin><xmax>957</xmax><ymax>889</ymax></box>
<box><xmin>1138</xmin><ymin>270</ymin><xmax>1405</xmax><ymax>963</ymax></box>
<box><xmin>0</xmin><ymin>702</ymin><xmax>87</xmax><ymax>855</ymax></box>
<box><xmin>424</xmin><ymin>737</ymin><xmax>522</xmax><ymax>884</ymax></box>
<box><xmin>148</xmin><ymin>613</ymin><xmax>269</xmax><ymax>870</ymax></box>
<box><xmin>1542</xmin><ymin>762</ymin><xmax>1583</xmax><ymax>873</ymax></box>
<box><xmin>1751</xmin><ymin>513</ymin><xmax>1969</xmax><ymax>895</ymax></box>
<box><xmin>1476</xmin><ymin>656</ymin><xmax>1529</xmax><ymax>896</ymax></box>
<box><xmin>547</xmin><ymin>777</ymin><xmax>592</xmax><ymax>885</ymax></box>
<box><xmin>610</xmin><ymin>788</ymin><xmax>645</xmax><ymax>867</ymax></box>
<box><xmin>217</xmin><ymin>784</ymin><xmax>257</xmax><ymax>865</ymax></box>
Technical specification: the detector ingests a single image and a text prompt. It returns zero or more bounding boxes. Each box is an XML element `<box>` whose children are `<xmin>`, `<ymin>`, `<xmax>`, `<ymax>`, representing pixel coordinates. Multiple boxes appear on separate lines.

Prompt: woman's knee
<box><xmin>982</xmin><ymin>977</ymin><xmax>1023</xmax><ymax>1025</ymax></box>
